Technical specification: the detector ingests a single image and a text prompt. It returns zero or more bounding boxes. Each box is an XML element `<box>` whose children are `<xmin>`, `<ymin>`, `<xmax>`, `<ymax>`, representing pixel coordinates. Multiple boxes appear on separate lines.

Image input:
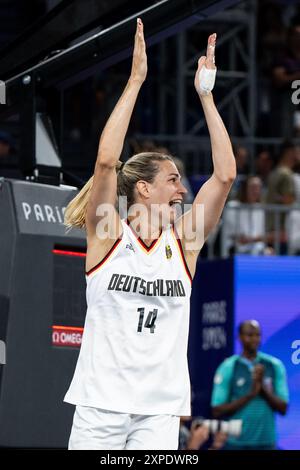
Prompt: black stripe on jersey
<box><xmin>125</xmin><ymin>219</ymin><xmax>162</xmax><ymax>252</ymax></box>
<box><xmin>85</xmin><ymin>238</ymin><xmax>122</xmax><ymax>276</ymax></box>
<box><xmin>172</xmin><ymin>225</ymin><xmax>193</xmax><ymax>283</ymax></box>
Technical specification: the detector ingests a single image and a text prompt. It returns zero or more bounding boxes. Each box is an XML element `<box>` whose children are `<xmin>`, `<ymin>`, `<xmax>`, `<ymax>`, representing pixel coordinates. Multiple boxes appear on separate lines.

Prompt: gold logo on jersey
<box><xmin>165</xmin><ymin>244</ymin><xmax>172</xmax><ymax>259</ymax></box>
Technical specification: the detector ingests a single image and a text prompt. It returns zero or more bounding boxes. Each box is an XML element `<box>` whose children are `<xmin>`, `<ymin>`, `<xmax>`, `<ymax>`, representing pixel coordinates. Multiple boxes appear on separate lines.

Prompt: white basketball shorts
<box><xmin>68</xmin><ymin>405</ymin><xmax>180</xmax><ymax>450</ymax></box>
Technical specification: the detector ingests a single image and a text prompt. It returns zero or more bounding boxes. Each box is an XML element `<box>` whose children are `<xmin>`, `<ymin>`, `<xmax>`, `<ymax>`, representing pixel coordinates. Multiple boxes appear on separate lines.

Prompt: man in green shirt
<box><xmin>211</xmin><ymin>320</ymin><xmax>289</xmax><ymax>450</ymax></box>
<box><xmin>265</xmin><ymin>141</ymin><xmax>297</xmax><ymax>253</ymax></box>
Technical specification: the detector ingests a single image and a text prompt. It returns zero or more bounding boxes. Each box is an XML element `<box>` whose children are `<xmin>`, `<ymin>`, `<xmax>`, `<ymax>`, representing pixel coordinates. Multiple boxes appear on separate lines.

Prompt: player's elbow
<box><xmin>225</xmin><ymin>164</ymin><xmax>237</xmax><ymax>184</ymax></box>
<box><xmin>215</xmin><ymin>173</ymin><xmax>236</xmax><ymax>186</ymax></box>
<box><xmin>95</xmin><ymin>159</ymin><xmax>116</xmax><ymax>173</ymax></box>
<box><xmin>214</xmin><ymin>166</ymin><xmax>236</xmax><ymax>185</ymax></box>
<box><xmin>223</xmin><ymin>173</ymin><xmax>236</xmax><ymax>185</ymax></box>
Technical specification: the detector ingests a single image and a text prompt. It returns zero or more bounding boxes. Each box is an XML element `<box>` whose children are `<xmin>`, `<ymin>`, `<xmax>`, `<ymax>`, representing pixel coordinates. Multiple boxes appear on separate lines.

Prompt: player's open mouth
<box><xmin>169</xmin><ymin>199</ymin><xmax>182</xmax><ymax>206</ymax></box>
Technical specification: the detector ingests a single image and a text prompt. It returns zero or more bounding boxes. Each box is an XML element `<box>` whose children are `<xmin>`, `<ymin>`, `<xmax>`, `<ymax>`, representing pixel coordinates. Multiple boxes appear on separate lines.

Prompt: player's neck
<box><xmin>127</xmin><ymin>215</ymin><xmax>162</xmax><ymax>246</ymax></box>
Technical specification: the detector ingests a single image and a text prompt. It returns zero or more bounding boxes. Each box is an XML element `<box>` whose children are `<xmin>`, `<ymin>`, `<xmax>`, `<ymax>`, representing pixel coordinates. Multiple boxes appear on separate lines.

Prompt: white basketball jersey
<box><xmin>64</xmin><ymin>219</ymin><xmax>192</xmax><ymax>415</ymax></box>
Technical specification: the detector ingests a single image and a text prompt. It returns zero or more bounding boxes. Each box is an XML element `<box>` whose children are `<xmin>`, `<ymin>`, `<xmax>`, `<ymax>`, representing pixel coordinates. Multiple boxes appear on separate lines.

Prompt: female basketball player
<box><xmin>63</xmin><ymin>18</ymin><xmax>236</xmax><ymax>450</ymax></box>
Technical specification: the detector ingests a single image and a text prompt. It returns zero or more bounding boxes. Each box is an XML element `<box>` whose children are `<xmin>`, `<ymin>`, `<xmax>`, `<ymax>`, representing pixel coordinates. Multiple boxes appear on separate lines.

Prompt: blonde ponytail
<box><xmin>64</xmin><ymin>175</ymin><xmax>94</xmax><ymax>230</ymax></box>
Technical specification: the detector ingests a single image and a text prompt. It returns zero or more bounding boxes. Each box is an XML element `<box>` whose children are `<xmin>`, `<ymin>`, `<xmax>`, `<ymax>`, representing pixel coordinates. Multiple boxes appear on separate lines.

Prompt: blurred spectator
<box><xmin>178</xmin><ymin>416</ymin><xmax>227</xmax><ymax>450</ymax></box>
<box><xmin>178</xmin><ymin>416</ymin><xmax>191</xmax><ymax>449</ymax></box>
<box><xmin>287</xmin><ymin>146</ymin><xmax>300</xmax><ymax>254</ymax></box>
<box><xmin>211</xmin><ymin>320</ymin><xmax>289</xmax><ymax>450</ymax></box>
<box><xmin>266</xmin><ymin>141</ymin><xmax>297</xmax><ymax>205</ymax></box>
<box><xmin>211</xmin><ymin>431</ymin><xmax>228</xmax><ymax>450</ymax></box>
<box><xmin>222</xmin><ymin>176</ymin><xmax>267</xmax><ymax>255</ymax></box>
<box><xmin>0</xmin><ymin>131</ymin><xmax>22</xmax><ymax>179</ymax></box>
<box><xmin>0</xmin><ymin>131</ymin><xmax>11</xmax><ymax>159</ymax></box>
<box><xmin>233</xmin><ymin>145</ymin><xmax>249</xmax><ymax>175</ymax></box>
<box><xmin>255</xmin><ymin>149</ymin><xmax>274</xmax><ymax>193</ymax></box>
<box><xmin>258</xmin><ymin>1</ymin><xmax>287</xmax><ymax>74</ymax></box>
<box><xmin>179</xmin><ymin>417</ymin><xmax>209</xmax><ymax>450</ymax></box>
<box><xmin>293</xmin><ymin>145</ymin><xmax>300</xmax><ymax>201</ymax></box>
<box><xmin>271</xmin><ymin>19</ymin><xmax>300</xmax><ymax>137</ymax></box>
<box><xmin>265</xmin><ymin>141</ymin><xmax>297</xmax><ymax>251</ymax></box>
<box><xmin>128</xmin><ymin>138</ymin><xmax>163</xmax><ymax>154</ymax></box>
<box><xmin>287</xmin><ymin>207</ymin><xmax>300</xmax><ymax>255</ymax></box>
<box><xmin>227</xmin><ymin>145</ymin><xmax>249</xmax><ymax>201</ymax></box>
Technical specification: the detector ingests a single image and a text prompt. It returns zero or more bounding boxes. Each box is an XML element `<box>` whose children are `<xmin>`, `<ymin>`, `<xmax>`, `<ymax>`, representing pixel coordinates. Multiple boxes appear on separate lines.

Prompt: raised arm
<box><xmin>176</xmin><ymin>34</ymin><xmax>236</xmax><ymax>276</ymax></box>
<box><xmin>85</xmin><ymin>18</ymin><xmax>147</xmax><ymax>240</ymax></box>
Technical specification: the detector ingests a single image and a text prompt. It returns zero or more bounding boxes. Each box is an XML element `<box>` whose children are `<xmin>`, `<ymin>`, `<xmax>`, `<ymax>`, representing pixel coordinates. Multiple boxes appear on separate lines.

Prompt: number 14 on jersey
<box><xmin>137</xmin><ymin>307</ymin><xmax>158</xmax><ymax>334</ymax></box>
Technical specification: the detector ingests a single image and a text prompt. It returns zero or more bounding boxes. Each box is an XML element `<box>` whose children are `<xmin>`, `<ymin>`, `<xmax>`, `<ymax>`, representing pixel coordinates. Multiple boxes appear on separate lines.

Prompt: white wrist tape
<box><xmin>198</xmin><ymin>65</ymin><xmax>217</xmax><ymax>95</ymax></box>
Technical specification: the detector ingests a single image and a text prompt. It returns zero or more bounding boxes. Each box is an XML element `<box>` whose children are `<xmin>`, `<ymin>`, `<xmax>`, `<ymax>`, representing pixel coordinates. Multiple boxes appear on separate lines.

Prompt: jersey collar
<box><xmin>125</xmin><ymin>219</ymin><xmax>162</xmax><ymax>253</ymax></box>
